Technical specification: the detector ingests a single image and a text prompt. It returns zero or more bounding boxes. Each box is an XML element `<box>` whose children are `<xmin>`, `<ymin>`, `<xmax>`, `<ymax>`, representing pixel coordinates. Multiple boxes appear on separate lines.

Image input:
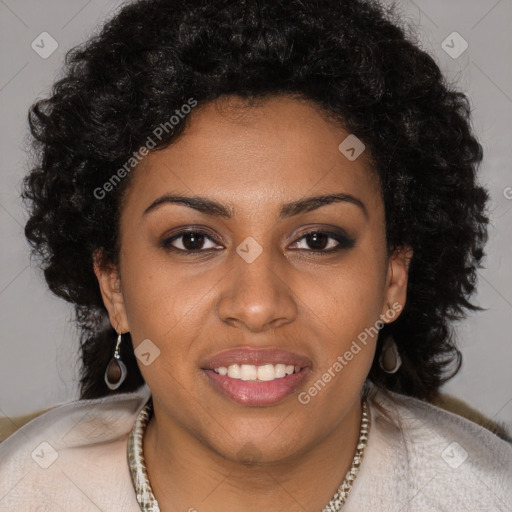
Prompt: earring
<box><xmin>379</xmin><ymin>334</ymin><xmax>402</xmax><ymax>374</ymax></box>
<box><xmin>104</xmin><ymin>332</ymin><xmax>128</xmax><ymax>390</ymax></box>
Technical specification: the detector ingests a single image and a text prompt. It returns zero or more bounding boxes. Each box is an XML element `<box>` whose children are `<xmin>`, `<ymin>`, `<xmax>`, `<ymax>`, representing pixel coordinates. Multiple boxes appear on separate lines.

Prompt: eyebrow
<box><xmin>143</xmin><ymin>192</ymin><xmax>368</xmax><ymax>219</ymax></box>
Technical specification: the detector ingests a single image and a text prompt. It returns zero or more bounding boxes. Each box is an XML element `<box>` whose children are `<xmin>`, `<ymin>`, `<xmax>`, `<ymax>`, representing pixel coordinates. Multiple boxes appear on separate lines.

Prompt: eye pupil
<box><xmin>182</xmin><ymin>232</ymin><xmax>205</xmax><ymax>250</ymax></box>
<box><xmin>306</xmin><ymin>232</ymin><xmax>328</xmax><ymax>250</ymax></box>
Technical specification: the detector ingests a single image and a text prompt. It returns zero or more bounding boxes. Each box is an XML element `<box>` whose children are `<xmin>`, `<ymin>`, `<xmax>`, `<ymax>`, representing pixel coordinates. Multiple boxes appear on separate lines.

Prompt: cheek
<box><xmin>300</xmin><ymin>255</ymin><xmax>386</xmax><ymax>338</ymax></box>
<box><xmin>295</xmin><ymin>258</ymin><xmax>383</xmax><ymax>413</ymax></box>
<box><xmin>119</xmin><ymin>252</ymin><xmax>210</xmax><ymax>395</ymax></box>
<box><xmin>119</xmin><ymin>246</ymin><xmax>214</xmax><ymax>343</ymax></box>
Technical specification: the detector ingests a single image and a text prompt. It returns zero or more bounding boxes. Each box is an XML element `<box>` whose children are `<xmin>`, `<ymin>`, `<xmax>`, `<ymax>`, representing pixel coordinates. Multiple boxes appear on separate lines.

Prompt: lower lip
<box><xmin>203</xmin><ymin>368</ymin><xmax>310</xmax><ymax>406</ymax></box>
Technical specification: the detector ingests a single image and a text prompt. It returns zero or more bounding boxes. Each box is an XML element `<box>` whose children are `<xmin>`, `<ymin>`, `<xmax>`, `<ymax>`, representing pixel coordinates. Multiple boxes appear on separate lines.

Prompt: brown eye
<box><xmin>162</xmin><ymin>230</ymin><xmax>222</xmax><ymax>253</ymax></box>
<box><xmin>304</xmin><ymin>232</ymin><xmax>329</xmax><ymax>250</ymax></box>
<box><xmin>291</xmin><ymin>230</ymin><xmax>355</xmax><ymax>253</ymax></box>
<box><xmin>181</xmin><ymin>232</ymin><xmax>206</xmax><ymax>250</ymax></box>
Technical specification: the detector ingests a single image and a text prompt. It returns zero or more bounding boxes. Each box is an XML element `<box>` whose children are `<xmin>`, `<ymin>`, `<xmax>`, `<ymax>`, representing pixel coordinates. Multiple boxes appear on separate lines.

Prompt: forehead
<box><xmin>123</xmin><ymin>95</ymin><xmax>381</xmax><ymax>217</ymax></box>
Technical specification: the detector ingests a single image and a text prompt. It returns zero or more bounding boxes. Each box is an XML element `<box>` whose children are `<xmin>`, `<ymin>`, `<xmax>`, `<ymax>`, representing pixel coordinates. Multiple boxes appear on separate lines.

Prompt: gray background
<box><xmin>1</xmin><ymin>0</ymin><xmax>511</xmax><ymax>426</ymax></box>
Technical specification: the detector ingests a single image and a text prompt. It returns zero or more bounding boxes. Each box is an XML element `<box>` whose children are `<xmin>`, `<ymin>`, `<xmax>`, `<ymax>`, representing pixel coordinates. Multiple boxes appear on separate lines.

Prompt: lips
<box><xmin>202</xmin><ymin>347</ymin><xmax>312</xmax><ymax>370</ymax></box>
<box><xmin>201</xmin><ymin>347</ymin><xmax>312</xmax><ymax>406</ymax></box>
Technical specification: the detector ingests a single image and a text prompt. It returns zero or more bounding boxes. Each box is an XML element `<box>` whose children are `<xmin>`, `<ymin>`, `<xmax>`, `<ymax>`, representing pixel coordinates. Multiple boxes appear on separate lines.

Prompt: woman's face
<box><xmin>95</xmin><ymin>95</ymin><xmax>411</xmax><ymax>464</ymax></box>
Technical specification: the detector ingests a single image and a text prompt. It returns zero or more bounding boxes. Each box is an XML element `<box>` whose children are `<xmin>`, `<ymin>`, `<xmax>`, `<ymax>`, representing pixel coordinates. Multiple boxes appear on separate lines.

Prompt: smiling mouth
<box><xmin>203</xmin><ymin>365</ymin><xmax>310</xmax><ymax>406</ymax></box>
<box><xmin>213</xmin><ymin>363</ymin><xmax>303</xmax><ymax>382</ymax></box>
<box><xmin>201</xmin><ymin>347</ymin><xmax>312</xmax><ymax>405</ymax></box>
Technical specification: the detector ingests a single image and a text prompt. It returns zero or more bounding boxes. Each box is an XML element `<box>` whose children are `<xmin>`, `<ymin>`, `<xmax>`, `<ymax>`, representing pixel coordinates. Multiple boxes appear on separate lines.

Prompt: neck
<box><xmin>143</xmin><ymin>399</ymin><xmax>363</xmax><ymax>512</ymax></box>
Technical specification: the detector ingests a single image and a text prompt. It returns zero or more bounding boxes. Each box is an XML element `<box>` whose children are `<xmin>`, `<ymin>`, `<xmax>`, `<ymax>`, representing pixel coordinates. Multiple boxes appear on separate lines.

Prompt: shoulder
<box><xmin>0</xmin><ymin>386</ymin><xmax>151</xmax><ymax>510</ymax></box>
<box><xmin>0</xmin><ymin>406</ymin><xmax>57</xmax><ymax>443</ymax></box>
<box><xmin>388</xmin><ymin>390</ymin><xmax>512</xmax><ymax>461</ymax></box>
<box><xmin>367</xmin><ymin>388</ymin><xmax>512</xmax><ymax>509</ymax></box>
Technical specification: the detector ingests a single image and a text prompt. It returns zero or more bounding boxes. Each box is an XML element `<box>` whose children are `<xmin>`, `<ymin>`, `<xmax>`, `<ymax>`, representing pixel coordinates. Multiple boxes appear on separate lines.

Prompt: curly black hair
<box><xmin>22</xmin><ymin>0</ymin><xmax>489</xmax><ymax>402</ymax></box>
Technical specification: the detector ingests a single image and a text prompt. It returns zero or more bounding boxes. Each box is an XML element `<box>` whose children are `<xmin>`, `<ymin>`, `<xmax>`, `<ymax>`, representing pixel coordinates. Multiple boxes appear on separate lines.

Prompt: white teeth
<box><xmin>240</xmin><ymin>364</ymin><xmax>257</xmax><ymax>381</ymax></box>
<box><xmin>274</xmin><ymin>364</ymin><xmax>286</xmax><ymax>378</ymax></box>
<box><xmin>214</xmin><ymin>363</ymin><xmax>301</xmax><ymax>381</ymax></box>
<box><xmin>257</xmin><ymin>364</ymin><xmax>275</xmax><ymax>381</ymax></box>
<box><xmin>227</xmin><ymin>364</ymin><xmax>241</xmax><ymax>378</ymax></box>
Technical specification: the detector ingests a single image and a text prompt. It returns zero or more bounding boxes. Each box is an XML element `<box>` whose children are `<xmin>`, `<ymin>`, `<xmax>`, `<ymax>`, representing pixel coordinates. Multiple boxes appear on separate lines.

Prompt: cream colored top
<box><xmin>0</xmin><ymin>383</ymin><xmax>511</xmax><ymax>511</ymax></box>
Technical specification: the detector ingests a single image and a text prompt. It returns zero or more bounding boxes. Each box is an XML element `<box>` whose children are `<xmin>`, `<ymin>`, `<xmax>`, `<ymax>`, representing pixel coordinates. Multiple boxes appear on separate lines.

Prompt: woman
<box><xmin>1</xmin><ymin>0</ymin><xmax>511</xmax><ymax>510</ymax></box>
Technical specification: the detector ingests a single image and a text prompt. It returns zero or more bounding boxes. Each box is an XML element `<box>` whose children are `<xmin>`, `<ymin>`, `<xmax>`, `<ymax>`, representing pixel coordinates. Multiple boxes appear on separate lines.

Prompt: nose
<box><xmin>216</xmin><ymin>244</ymin><xmax>298</xmax><ymax>333</ymax></box>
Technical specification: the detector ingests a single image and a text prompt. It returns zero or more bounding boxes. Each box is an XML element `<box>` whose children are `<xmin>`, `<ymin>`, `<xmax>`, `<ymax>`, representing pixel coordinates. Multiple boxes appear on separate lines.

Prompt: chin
<box><xmin>204</xmin><ymin>426</ymin><xmax>311</xmax><ymax>466</ymax></box>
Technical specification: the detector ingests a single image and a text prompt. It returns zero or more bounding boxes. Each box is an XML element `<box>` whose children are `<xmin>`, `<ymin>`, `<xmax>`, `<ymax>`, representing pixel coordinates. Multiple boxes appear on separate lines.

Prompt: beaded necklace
<box><xmin>128</xmin><ymin>398</ymin><xmax>370</xmax><ymax>512</ymax></box>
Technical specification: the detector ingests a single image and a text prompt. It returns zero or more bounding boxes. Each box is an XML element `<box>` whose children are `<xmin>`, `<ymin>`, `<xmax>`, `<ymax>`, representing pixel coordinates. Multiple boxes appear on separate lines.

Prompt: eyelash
<box><xmin>161</xmin><ymin>229</ymin><xmax>355</xmax><ymax>255</ymax></box>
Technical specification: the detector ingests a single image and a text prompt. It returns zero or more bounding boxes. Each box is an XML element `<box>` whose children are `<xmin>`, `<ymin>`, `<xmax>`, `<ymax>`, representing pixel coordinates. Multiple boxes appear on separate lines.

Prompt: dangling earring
<box><xmin>105</xmin><ymin>331</ymin><xmax>128</xmax><ymax>390</ymax></box>
<box><xmin>379</xmin><ymin>334</ymin><xmax>402</xmax><ymax>374</ymax></box>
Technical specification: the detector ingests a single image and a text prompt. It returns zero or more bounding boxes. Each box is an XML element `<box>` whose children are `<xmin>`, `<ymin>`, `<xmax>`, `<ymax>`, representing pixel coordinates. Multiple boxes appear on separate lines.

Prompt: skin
<box><xmin>94</xmin><ymin>94</ymin><xmax>412</xmax><ymax>512</ymax></box>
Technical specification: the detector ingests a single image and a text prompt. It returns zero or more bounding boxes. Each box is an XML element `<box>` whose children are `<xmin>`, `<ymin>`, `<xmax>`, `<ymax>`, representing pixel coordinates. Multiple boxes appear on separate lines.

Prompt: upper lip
<box><xmin>202</xmin><ymin>347</ymin><xmax>312</xmax><ymax>370</ymax></box>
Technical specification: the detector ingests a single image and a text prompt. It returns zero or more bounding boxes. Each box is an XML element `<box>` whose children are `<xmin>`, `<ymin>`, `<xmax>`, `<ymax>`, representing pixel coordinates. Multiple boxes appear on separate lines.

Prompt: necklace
<box><xmin>128</xmin><ymin>398</ymin><xmax>370</xmax><ymax>512</ymax></box>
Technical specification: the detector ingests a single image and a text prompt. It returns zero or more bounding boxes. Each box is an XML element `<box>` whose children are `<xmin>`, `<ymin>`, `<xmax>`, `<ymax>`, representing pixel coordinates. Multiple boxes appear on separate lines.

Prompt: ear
<box><xmin>380</xmin><ymin>245</ymin><xmax>413</xmax><ymax>323</ymax></box>
<box><xmin>93</xmin><ymin>249</ymin><xmax>130</xmax><ymax>333</ymax></box>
